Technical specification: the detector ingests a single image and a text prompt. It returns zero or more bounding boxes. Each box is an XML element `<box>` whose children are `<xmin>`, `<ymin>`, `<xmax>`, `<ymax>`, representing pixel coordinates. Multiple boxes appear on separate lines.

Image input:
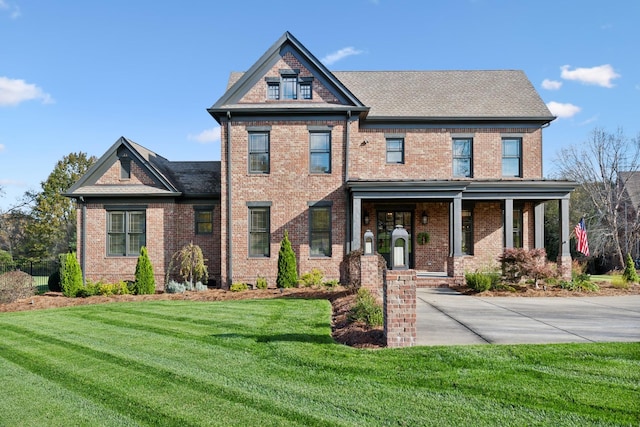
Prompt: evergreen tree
<box><xmin>622</xmin><ymin>253</ymin><xmax>639</xmax><ymax>283</ymax></box>
<box><xmin>134</xmin><ymin>246</ymin><xmax>156</xmax><ymax>294</ymax></box>
<box><xmin>276</xmin><ymin>230</ymin><xmax>298</xmax><ymax>288</ymax></box>
<box><xmin>61</xmin><ymin>252</ymin><xmax>83</xmax><ymax>297</ymax></box>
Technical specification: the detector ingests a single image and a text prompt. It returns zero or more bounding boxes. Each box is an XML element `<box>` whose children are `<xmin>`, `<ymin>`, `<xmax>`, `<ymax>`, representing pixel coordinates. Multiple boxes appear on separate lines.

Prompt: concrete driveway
<box><xmin>416</xmin><ymin>288</ymin><xmax>640</xmax><ymax>346</ymax></box>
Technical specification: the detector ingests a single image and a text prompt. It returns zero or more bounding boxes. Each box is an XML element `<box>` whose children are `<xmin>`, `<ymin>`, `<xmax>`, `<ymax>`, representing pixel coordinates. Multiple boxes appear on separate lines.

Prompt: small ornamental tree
<box><xmin>499</xmin><ymin>248</ymin><xmax>555</xmax><ymax>289</ymax></box>
<box><xmin>276</xmin><ymin>230</ymin><xmax>298</xmax><ymax>288</ymax></box>
<box><xmin>61</xmin><ymin>252</ymin><xmax>83</xmax><ymax>297</ymax></box>
<box><xmin>134</xmin><ymin>246</ymin><xmax>155</xmax><ymax>295</ymax></box>
<box><xmin>173</xmin><ymin>242</ymin><xmax>208</xmax><ymax>287</ymax></box>
<box><xmin>622</xmin><ymin>253</ymin><xmax>639</xmax><ymax>283</ymax></box>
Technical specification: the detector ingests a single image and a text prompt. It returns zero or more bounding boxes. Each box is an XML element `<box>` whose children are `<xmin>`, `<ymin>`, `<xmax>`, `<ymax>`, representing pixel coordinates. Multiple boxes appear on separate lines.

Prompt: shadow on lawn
<box><xmin>212</xmin><ymin>332</ymin><xmax>335</xmax><ymax>345</ymax></box>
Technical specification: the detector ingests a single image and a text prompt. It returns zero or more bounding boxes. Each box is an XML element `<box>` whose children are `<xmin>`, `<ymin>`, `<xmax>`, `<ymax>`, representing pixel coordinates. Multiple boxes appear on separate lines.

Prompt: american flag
<box><xmin>574</xmin><ymin>218</ymin><xmax>590</xmax><ymax>256</ymax></box>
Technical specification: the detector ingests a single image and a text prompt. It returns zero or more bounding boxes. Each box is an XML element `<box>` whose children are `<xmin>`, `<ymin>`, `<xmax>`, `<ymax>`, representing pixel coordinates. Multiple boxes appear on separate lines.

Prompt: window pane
<box><xmin>249</xmin><ymin>153</ymin><xmax>269</xmax><ymax>173</ymax></box>
<box><xmin>503</xmin><ymin>139</ymin><xmax>521</xmax><ymax>156</ymax></box>
<box><xmin>310</xmin><ymin>233</ymin><xmax>330</xmax><ymax>256</ymax></box>
<box><xmin>310</xmin><ymin>133</ymin><xmax>330</xmax><ymax>151</ymax></box>
<box><xmin>109</xmin><ymin>212</ymin><xmax>125</xmax><ymax>233</ymax></box>
<box><xmin>267</xmin><ymin>83</ymin><xmax>279</xmax><ymax>100</ymax></box>
<box><xmin>251</xmin><ymin>209</ymin><xmax>267</xmax><ymax>232</ymax></box>
<box><xmin>128</xmin><ymin>212</ymin><xmax>145</xmax><ymax>233</ymax></box>
<box><xmin>386</xmin><ymin>138</ymin><xmax>404</xmax><ymax>164</ymax></box>
<box><xmin>310</xmin><ymin>153</ymin><xmax>330</xmax><ymax>173</ymax></box>
<box><xmin>453</xmin><ymin>158</ymin><xmax>471</xmax><ymax>177</ymax></box>
<box><xmin>300</xmin><ymin>83</ymin><xmax>311</xmax><ymax>99</ymax></box>
<box><xmin>282</xmin><ymin>76</ymin><xmax>297</xmax><ymax>99</ymax></box>
<box><xmin>108</xmin><ymin>234</ymin><xmax>125</xmax><ymax>256</ymax></box>
<box><xmin>249</xmin><ymin>133</ymin><xmax>269</xmax><ymax>173</ymax></box>
<box><xmin>128</xmin><ymin>233</ymin><xmax>144</xmax><ymax>255</ymax></box>
<box><xmin>502</xmin><ymin>158</ymin><xmax>520</xmax><ymax>177</ymax></box>
<box><xmin>249</xmin><ymin>208</ymin><xmax>269</xmax><ymax>257</ymax></box>
<box><xmin>249</xmin><ymin>133</ymin><xmax>268</xmax><ymax>152</ymax></box>
<box><xmin>196</xmin><ymin>211</ymin><xmax>213</xmax><ymax>234</ymax></box>
<box><xmin>453</xmin><ymin>139</ymin><xmax>471</xmax><ymax>156</ymax></box>
<box><xmin>387</xmin><ymin>151</ymin><xmax>403</xmax><ymax>164</ymax></box>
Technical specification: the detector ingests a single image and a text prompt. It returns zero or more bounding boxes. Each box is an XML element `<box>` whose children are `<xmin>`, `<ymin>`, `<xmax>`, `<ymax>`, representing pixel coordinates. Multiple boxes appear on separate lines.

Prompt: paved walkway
<box><xmin>416</xmin><ymin>288</ymin><xmax>640</xmax><ymax>346</ymax></box>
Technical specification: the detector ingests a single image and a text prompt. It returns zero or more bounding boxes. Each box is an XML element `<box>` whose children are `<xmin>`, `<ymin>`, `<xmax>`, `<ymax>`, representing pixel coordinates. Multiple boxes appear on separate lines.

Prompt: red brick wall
<box><xmin>221</xmin><ymin>119</ymin><xmax>347</xmax><ymax>287</ymax></box>
<box><xmin>349</xmin><ymin>124</ymin><xmax>543</xmax><ymax>180</ymax></box>
<box><xmin>78</xmin><ymin>201</ymin><xmax>221</xmax><ymax>289</ymax></box>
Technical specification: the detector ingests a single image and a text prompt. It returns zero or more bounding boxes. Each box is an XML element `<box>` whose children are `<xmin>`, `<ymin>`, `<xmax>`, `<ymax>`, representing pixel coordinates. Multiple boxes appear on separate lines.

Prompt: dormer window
<box><xmin>265</xmin><ymin>69</ymin><xmax>312</xmax><ymax>101</ymax></box>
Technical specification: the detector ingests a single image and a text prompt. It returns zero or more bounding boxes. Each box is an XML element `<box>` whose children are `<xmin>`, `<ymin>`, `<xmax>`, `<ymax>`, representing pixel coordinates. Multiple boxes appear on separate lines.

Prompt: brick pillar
<box><xmin>447</xmin><ymin>256</ymin><xmax>465</xmax><ymax>285</ymax></box>
<box><xmin>361</xmin><ymin>254</ymin><xmax>382</xmax><ymax>303</ymax></box>
<box><xmin>384</xmin><ymin>270</ymin><xmax>416</xmax><ymax>348</ymax></box>
<box><xmin>556</xmin><ymin>255</ymin><xmax>572</xmax><ymax>280</ymax></box>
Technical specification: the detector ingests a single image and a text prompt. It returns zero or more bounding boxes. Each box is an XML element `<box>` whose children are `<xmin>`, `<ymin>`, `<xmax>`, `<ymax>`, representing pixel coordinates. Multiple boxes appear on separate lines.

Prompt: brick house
<box><xmin>67</xmin><ymin>31</ymin><xmax>575</xmax><ymax>288</ymax></box>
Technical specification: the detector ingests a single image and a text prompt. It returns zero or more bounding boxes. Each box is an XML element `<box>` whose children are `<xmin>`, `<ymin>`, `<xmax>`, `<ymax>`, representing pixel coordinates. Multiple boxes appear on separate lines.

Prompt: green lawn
<box><xmin>0</xmin><ymin>299</ymin><xmax>638</xmax><ymax>426</ymax></box>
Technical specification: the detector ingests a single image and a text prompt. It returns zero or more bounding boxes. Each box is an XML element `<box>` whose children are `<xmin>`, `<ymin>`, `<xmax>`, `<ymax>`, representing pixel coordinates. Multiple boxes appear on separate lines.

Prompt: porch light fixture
<box><xmin>421</xmin><ymin>212</ymin><xmax>428</xmax><ymax>225</ymax></box>
<box><xmin>363</xmin><ymin>211</ymin><xmax>370</xmax><ymax>225</ymax></box>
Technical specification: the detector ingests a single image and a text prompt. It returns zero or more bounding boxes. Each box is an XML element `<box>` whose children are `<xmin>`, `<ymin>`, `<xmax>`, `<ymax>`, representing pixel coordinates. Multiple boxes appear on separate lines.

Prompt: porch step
<box><xmin>415</xmin><ymin>272</ymin><xmax>461</xmax><ymax>288</ymax></box>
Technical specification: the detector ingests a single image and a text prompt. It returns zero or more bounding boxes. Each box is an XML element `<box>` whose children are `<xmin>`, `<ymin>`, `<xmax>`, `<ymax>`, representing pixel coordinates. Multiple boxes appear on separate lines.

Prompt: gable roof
<box><xmin>333</xmin><ymin>70</ymin><xmax>554</xmax><ymax>121</ymax></box>
<box><xmin>208</xmin><ymin>32</ymin><xmax>554</xmax><ymax>124</ymax></box>
<box><xmin>65</xmin><ymin>137</ymin><xmax>220</xmax><ymax>199</ymax></box>
<box><xmin>207</xmin><ymin>31</ymin><xmax>368</xmax><ymax>121</ymax></box>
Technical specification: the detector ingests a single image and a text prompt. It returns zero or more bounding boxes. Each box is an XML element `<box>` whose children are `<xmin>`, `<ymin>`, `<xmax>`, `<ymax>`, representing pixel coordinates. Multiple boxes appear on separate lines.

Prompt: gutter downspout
<box><xmin>226</xmin><ymin>112</ymin><xmax>233</xmax><ymax>289</ymax></box>
<box><xmin>345</xmin><ymin>110</ymin><xmax>352</xmax><ymax>253</ymax></box>
<box><xmin>80</xmin><ymin>196</ymin><xmax>86</xmax><ymax>285</ymax></box>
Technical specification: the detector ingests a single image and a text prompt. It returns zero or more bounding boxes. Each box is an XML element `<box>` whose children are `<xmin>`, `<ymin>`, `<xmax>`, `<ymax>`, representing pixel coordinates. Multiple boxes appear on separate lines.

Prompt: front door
<box><xmin>376</xmin><ymin>211</ymin><xmax>413</xmax><ymax>268</ymax></box>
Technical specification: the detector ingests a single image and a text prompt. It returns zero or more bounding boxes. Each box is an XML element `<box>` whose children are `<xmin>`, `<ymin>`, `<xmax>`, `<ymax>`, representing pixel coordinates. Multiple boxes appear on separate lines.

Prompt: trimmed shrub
<box><xmin>560</xmin><ymin>276</ymin><xmax>599</xmax><ymax>292</ymax></box>
<box><xmin>256</xmin><ymin>276</ymin><xmax>268</xmax><ymax>290</ymax></box>
<box><xmin>349</xmin><ymin>288</ymin><xmax>383</xmax><ymax>327</ymax></box>
<box><xmin>622</xmin><ymin>253</ymin><xmax>639</xmax><ymax>284</ymax></box>
<box><xmin>134</xmin><ymin>246</ymin><xmax>155</xmax><ymax>295</ymax></box>
<box><xmin>299</xmin><ymin>268</ymin><xmax>323</xmax><ymax>287</ymax></box>
<box><xmin>323</xmin><ymin>279</ymin><xmax>340</xmax><ymax>288</ymax></box>
<box><xmin>499</xmin><ymin>248</ymin><xmax>555</xmax><ymax>288</ymax></box>
<box><xmin>276</xmin><ymin>230</ymin><xmax>298</xmax><ymax>288</ymax></box>
<box><xmin>61</xmin><ymin>252</ymin><xmax>83</xmax><ymax>298</ymax></box>
<box><xmin>230</xmin><ymin>282</ymin><xmax>249</xmax><ymax>292</ymax></box>
<box><xmin>48</xmin><ymin>270</ymin><xmax>62</xmax><ymax>292</ymax></box>
<box><xmin>465</xmin><ymin>271</ymin><xmax>492</xmax><ymax>292</ymax></box>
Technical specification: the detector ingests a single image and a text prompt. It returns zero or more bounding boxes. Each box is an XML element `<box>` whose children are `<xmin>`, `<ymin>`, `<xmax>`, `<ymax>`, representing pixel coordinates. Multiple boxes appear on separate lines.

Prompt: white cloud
<box><xmin>0</xmin><ymin>77</ymin><xmax>54</xmax><ymax>106</ymax></box>
<box><xmin>546</xmin><ymin>101</ymin><xmax>581</xmax><ymax>119</ymax></box>
<box><xmin>0</xmin><ymin>1</ymin><xmax>21</xmax><ymax>19</ymax></box>
<box><xmin>560</xmin><ymin>64</ymin><xmax>620</xmax><ymax>88</ymax></box>
<box><xmin>188</xmin><ymin>127</ymin><xmax>220</xmax><ymax>144</ymax></box>
<box><xmin>321</xmin><ymin>47</ymin><xmax>364</xmax><ymax>65</ymax></box>
<box><xmin>542</xmin><ymin>79</ymin><xmax>562</xmax><ymax>90</ymax></box>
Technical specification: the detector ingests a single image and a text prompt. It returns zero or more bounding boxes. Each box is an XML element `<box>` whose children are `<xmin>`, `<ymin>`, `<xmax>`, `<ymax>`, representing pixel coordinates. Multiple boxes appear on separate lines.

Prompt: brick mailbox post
<box><xmin>383</xmin><ymin>269</ymin><xmax>417</xmax><ymax>348</ymax></box>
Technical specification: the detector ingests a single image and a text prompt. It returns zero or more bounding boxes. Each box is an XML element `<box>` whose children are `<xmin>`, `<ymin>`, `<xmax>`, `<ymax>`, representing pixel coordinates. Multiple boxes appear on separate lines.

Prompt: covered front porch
<box><xmin>347</xmin><ymin>180</ymin><xmax>577</xmax><ymax>281</ymax></box>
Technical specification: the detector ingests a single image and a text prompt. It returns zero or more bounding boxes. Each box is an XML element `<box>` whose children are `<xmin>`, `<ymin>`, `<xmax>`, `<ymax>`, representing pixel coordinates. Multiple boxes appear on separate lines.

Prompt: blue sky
<box><xmin>1</xmin><ymin>0</ymin><xmax>638</xmax><ymax>210</ymax></box>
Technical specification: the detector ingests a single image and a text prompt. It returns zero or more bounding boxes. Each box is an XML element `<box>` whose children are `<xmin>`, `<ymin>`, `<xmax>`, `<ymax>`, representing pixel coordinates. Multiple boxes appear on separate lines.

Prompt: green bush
<box><xmin>98</xmin><ymin>281</ymin><xmax>130</xmax><ymax>296</ymax></box>
<box><xmin>230</xmin><ymin>282</ymin><xmax>249</xmax><ymax>292</ymax></box>
<box><xmin>622</xmin><ymin>253</ymin><xmax>639</xmax><ymax>283</ymax></box>
<box><xmin>61</xmin><ymin>252</ymin><xmax>83</xmax><ymax>298</ymax></box>
<box><xmin>47</xmin><ymin>270</ymin><xmax>62</xmax><ymax>292</ymax></box>
<box><xmin>165</xmin><ymin>280</ymin><xmax>186</xmax><ymax>294</ymax></box>
<box><xmin>276</xmin><ymin>230</ymin><xmax>298</xmax><ymax>288</ymax></box>
<box><xmin>134</xmin><ymin>246</ymin><xmax>155</xmax><ymax>295</ymax></box>
<box><xmin>323</xmin><ymin>279</ymin><xmax>340</xmax><ymax>288</ymax></box>
<box><xmin>256</xmin><ymin>276</ymin><xmax>268</xmax><ymax>289</ymax></box>
<box><xmin>560</xmin><ymin>275</ymin><xmax>600</xmax><ymax>292</ymax></box>
<box><xmin>299</xmin><ymin>268</ymin><xmax>323</xmax><ymax>287</ymax></box>
<box><xmin>349</xmin><ymin>288</ymin><xmax>383</xmax><ymax>327</ymax></box>
<box><xmin>465</xmin><ymin>271</ymin><xmax>492</xmax><ymax>292</ymax></box>
<box><xmin>611</xmin><ymin>274</ymin><xmax>630</xmax><ymax>289</ymax></box>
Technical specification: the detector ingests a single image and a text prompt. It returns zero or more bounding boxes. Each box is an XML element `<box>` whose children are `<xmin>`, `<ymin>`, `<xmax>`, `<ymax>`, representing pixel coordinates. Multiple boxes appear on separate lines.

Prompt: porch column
<box><xmin>557</xmin><ymin>197</ymin><xmax>572</xmax><ymax>279</ymax></box>
<box><xmin>352</xmin><ymin>197</ymin><xmax>362</xmax><ymax>251</ymax></box>
<box><xmin>534</xmin><ymin>202</ymin><xmax>545</xmax><ymax>249</ymax></box>
<box><xmin>504</xmin><ymin>198</ymin><xmax>514</xmax><ymax>248</ymax></box>
<box><xmin>450</xmin><ymin>196</ymin><xmax>463</xmax><ymax>256</ymax></box>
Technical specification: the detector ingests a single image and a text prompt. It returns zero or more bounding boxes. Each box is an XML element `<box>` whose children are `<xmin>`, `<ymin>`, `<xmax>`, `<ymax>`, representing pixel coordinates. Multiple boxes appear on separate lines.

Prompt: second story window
<box><xmin>267</xmin><ymin>82</ymin><xmax>280</xmax><ymax>100</ymax></box>
<box><xmin>249</xmin><ymin>132</ymin><xmax>269</xmax><ymax>174</ymax></box>
<box><xmin>502</xmin><ymin>137</ymin><xmax>522</xmax><ymax>177</ymax></box>
<box><xmin>386</xmin><ymin>138</ymin><xmax>404</xmax><ymax>164</ymax></box>
<box><xmin>453</xmin><ymin>138</ymin><xmax>472</xmax><ymax>177</ymax></box>
<box><xmin>310</xmin><ymin>131</ymin><xmax>331</xmax><ymax>174</ymax></box>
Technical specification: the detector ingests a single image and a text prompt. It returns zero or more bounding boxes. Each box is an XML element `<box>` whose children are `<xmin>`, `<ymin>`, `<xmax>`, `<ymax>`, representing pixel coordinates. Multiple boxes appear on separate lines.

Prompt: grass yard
<box><xmin>0</xmin><ymin>299</ymin><xmax>638</xmax><ymax>426</ymax></box>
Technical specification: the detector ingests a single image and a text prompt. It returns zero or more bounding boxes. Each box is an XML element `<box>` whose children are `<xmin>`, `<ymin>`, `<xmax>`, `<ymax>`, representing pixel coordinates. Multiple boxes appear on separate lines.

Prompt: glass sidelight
<box><xmin>376</xmin><ymin>211</ymin><xmax>413</xmax><ymax>268</ymax></box>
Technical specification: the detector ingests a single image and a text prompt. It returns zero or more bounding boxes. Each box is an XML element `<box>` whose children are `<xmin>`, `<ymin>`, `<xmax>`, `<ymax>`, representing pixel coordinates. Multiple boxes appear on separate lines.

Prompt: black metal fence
<box><xmin>0</xmin><ymin>259</ymin><xmax>58</xmax><ymax>293</ymax></box>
